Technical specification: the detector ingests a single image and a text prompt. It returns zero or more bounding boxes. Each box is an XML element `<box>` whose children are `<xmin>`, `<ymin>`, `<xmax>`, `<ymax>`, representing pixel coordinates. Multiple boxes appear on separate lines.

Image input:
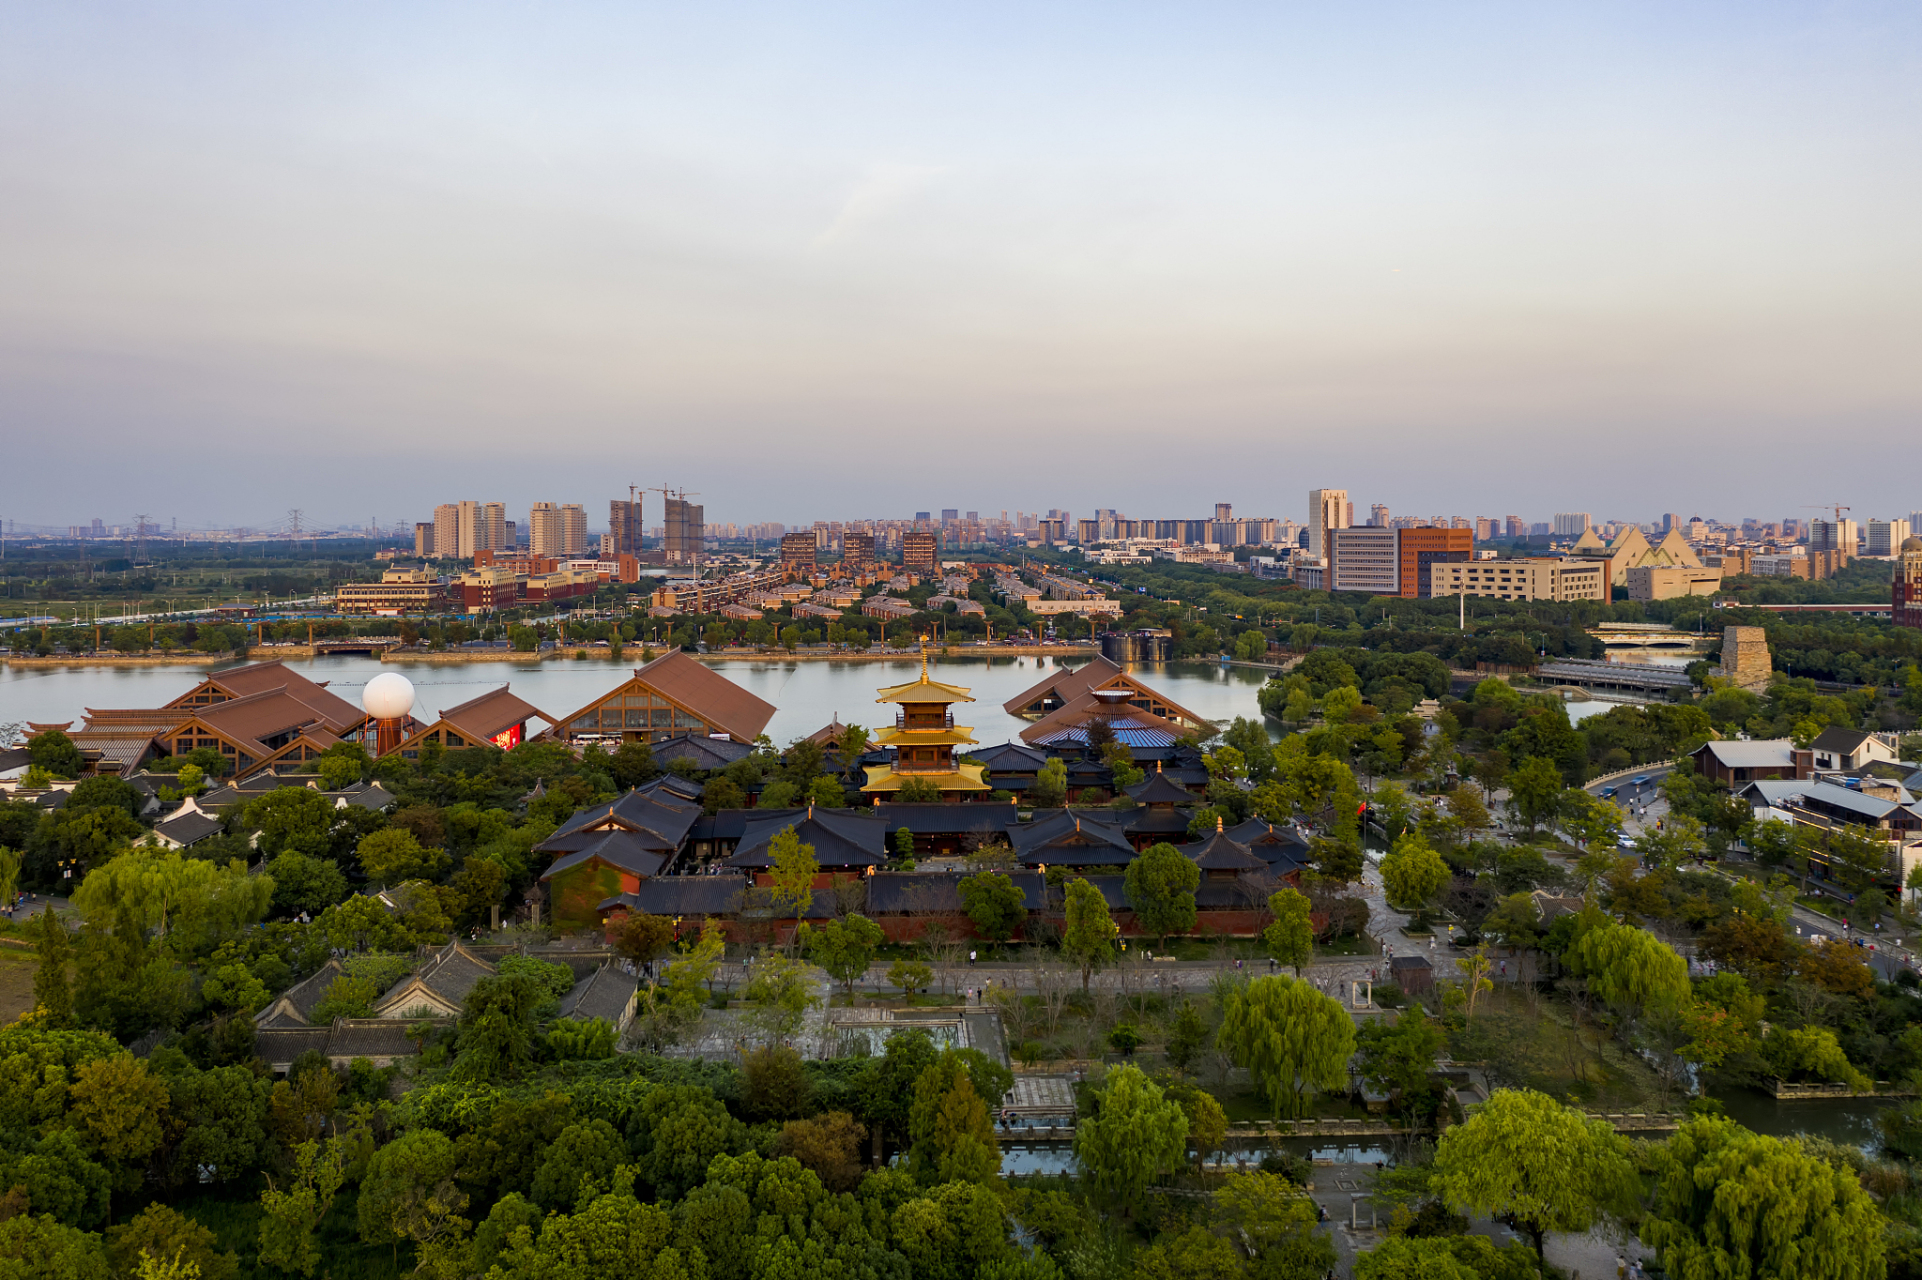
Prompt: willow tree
<box><xmin>1072</xmin><ymin>1065</ymin><xmax>1188</xmax><ymax>1214</ymax></box>
<box><xmin>1431</xmin><ymin>1088</ymin><xmax>1636</xmax><ymax>1261</ymax></box>
<box><xmin>1217</xmin><ymin>975</ymin><xmax>1355</xmax><ymax>1119</ymax></box>
<box><xmin>1642</xmin><ymin>1115</ymin><xmax>1885</xmax><ymax>1280</ymax></box>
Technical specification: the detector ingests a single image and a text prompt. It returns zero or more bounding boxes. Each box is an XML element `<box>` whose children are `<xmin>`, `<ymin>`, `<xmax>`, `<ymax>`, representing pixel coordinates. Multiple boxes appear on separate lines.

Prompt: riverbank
<box><xmin>1</xmin><ymin>650</ymin><xmax>237</xmax><ymax>667</ymax></box>
<box><xmin>1</xmin><ymin>642</ymin><xmax>1103</xmax><ymax>669</ymax></box>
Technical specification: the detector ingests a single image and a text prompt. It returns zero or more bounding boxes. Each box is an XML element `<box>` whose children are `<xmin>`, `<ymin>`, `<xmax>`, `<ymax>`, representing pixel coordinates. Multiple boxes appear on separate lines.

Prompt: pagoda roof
<box><xmin>860</xmin><ymin>761</ymin><xmax>993</xmax><ymax>793</ymax></box>
<box><xmin>874</xmin><ymin>672</ymin><xmax>976</xmax><ymax>706</ymax></box>
<box><xmin>1126</xmin><ymin>766</ymin><xmax>1198</xmax><ymax>806</ymax></box>
<box><xmin>1186</xmin><ymin>819</ymin><xmax>1268</xmax><ymax>873</ymax></box>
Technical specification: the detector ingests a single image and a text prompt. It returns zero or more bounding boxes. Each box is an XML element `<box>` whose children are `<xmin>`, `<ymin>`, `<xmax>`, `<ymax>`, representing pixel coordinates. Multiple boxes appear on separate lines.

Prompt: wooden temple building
<box><xmin>859</xmin><ymin>645</ymin><xmax>991</xmax><ymax>798</ymax></box>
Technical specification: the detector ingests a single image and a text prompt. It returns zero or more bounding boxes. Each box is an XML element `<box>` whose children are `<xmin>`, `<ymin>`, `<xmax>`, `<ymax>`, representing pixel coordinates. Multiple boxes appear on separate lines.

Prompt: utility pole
<box><xmin>134</xmin><ymin>513</ymin><xmax>150</xmax><ymax>564</ymax></box>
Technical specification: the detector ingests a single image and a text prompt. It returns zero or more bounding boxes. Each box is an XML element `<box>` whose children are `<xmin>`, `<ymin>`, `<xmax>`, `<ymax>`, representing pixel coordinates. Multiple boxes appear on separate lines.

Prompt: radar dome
<box><xmin>361</xmin><ymin>672</ymin><xmax>416</xmax><ymax>721</ymax></box>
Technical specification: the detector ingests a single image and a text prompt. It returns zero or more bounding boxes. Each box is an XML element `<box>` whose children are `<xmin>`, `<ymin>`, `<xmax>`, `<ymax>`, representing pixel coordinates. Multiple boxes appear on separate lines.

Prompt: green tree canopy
<box><xmin>1218</xmin><ymin>975</ymin><xmax>1356</xmax><ymax>1119</ymax></box>
<box><xmin>957</xmin><ymin>870</ymin><xmax>1028</xmax><ymax>942</ymax></box>
<box><xmin>1071</xmin><ymin>1064</ymin><xmax>1188</xmax><ymax>1213</ymax></box>
<box><xmin>1060</xmin><ymin>877</ymin><xmax>1118</xmax><ymax>993</ymax></box>
<box><xmin>1380</xmin><ymin>832</ymin><xmax>1450</xmax><ymax>916</ymax></box>
<box><xmin>1262</xmin><ymin>887</ymin><xmax>1314</xmax><ymax>975</ymax></box>
<box><xmin>1123</xmin><ymin>843</ymin><xmax>1200</xmax><ymax>944</ymax></box>
<box><xmin>1431</xmin><ymin>1087</ymin><xmax>1637</xmax><ymax>1259</ymax></box>
<box><xmin>1642</xmin><ymin>1115</ymin><xmax>1885</xmax><ymax>1280</ymax></box>
<box><xmin>802</xmin><ymin>912</ymin><xmax>885</xmax><ymax>1004</ymax></box>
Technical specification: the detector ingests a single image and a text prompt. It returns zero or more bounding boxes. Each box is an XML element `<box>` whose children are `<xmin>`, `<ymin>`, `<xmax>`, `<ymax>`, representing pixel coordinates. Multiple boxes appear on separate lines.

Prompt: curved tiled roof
<box><xmin>729</xmin><ymin>808</ymin><xmax>889</xmax><ymax>869</ymax></box>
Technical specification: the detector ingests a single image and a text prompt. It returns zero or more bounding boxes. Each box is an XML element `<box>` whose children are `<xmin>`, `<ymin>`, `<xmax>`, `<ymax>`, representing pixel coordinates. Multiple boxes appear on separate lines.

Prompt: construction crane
<box><xmin>1803</xmin><ymin>503</ymin><xmax>1851</xmax><ymax>524</ymax></box>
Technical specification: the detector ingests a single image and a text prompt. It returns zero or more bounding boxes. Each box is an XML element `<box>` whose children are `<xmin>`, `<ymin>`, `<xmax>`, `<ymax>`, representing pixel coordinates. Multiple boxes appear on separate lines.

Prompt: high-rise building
<box><xmin>414</xmin><ymin>522</ymin><xmax>435</xmax><ymax>556</ymax></box>
<box><xmin>432</xmin><ymin>504</ymin><xmax>459</xmax><ymax>559</ymax></box>
<box><xmin>1664</xmin><ymin>513</ymin><xmax>1683</xmax><ymax>534</ymax></box>
<box><xmin>1810</xmin><ymin>519</ymin><xmax>1859</xmax><ymax>557</ymax></box>
<box><xmin>529</xmin><ymin>503</ymin><xmax>587</xmax><ymax>558</ymax></box>
<box><xmin>1308</xmin><ymin>489</ymin><xmax>1349</xmax><ymax>563</ymax></box>
<box><xmin>1398</xmin><ymin>527</ymin><xmax>1474</xmax><ymax>598</ymax></box>
<box><xmin>1504</xmin><ymin>515</ymin><xmax>1523</xmax><ymax>539</ymax></box>
<box><xmin>902</xmin><ymin>530</ymin><xmax>938</xmax><ymax>575</ymax></box>
<box><xmin>1214</xmin><ymin>503</ymin><xmax>1233</xmax><ymax>522</ymax></box>
<box><xmin>844</xmin><ymin>532</ymin><xmax>875</xmax><ymax>571</ymax></box>
<box><xmin>1474</xmin><ymin>517</ymin><xmax>1498</xmax><ymax>542</ymax></box>
<box><xmin>940</xmin><ymin>509</ymin><xmax>959</xmax><ymax>524</ymax></box>
<box><xmin>1368</xmin><ymin>504</ymin><xmax>1390</xmax><ymax>528</ymax></box>
<box><xmin>608</xmin><ymin>498</ymin><xmax>645</xmax><ymax>559</ymax></box>
<box><xmin>664</xmin><ymin>497</ymin><xmax>704</xmax><ymax>566</ymax></box>
<box><xmin>1329</xmin><ymin>528</ymin><xmax>1399</xmax><ymax>594</ymax></box>
<box><xmin>1076</xmin><ymin>519</ymin><xmax>1100</xmax><ymax>544</ymax></box>
<box><xmin>781</xmin><ymin>531</ymin><xmax>818</xmax><ymax>570</ymax></box>
<box><xmin>1552</xmin><ymin>512</ymin><xmax>1593</xmax><ymax>537</ymax></box>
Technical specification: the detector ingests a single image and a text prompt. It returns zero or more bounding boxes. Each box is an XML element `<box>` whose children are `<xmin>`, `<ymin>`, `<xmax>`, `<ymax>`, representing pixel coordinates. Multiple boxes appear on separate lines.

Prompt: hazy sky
<box><xmin>2</xmin><ymin>2</ymin><xmax>1919</xmax><ymax>531</ymax></box>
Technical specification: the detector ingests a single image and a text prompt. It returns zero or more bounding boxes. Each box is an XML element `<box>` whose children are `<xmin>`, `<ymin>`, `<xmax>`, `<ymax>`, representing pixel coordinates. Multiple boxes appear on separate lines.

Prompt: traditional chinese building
<box><xmin>546</xmin><ymin>649</ymin><xmax>776</xmax><ymax>747</ymax></box>
<box><xmin>860</xmin><ymin>646</ymin><xmax>992</xmax><ymax>799</ymax></box>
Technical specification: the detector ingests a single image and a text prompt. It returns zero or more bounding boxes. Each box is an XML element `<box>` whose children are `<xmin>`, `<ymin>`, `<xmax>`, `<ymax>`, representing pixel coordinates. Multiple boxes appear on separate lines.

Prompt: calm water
<box><xmin>0</xmin><ymin>652</ymin><xmax>1283</xmax><ymax>747</ymax></box>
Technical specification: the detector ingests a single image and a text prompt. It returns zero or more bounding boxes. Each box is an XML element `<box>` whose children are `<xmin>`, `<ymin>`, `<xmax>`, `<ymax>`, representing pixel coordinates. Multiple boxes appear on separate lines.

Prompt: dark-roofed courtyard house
<box><xmin>1123</xmin><ymin>765</ymin><xmax>1199</xmax><ymax>848</ymax></box>
<box><xmin>558</xmin><ymin>963</ymin><xmax>641</xmax><ymax>1036</ymax></box>
<box><xmin>1225</xmin><ymin>817</ymin><xmax>1313</xmax><ymax>879</ymax></box>
<box><xmin>373</xmin><ymin>941</ymin><xmax>498</xmax><ymax>1019</ymax></box>
<box><xmin>864</xmin><ymin>870</ymin><xmax>1048</xmax><ymax>941</ymax></box>
<box><xmin>1008</xmin><ymin>810</ymin><xmax>1135</xmax><ymax>869</ymax></box>
<box><xmin>547</xmin><ymin>650</ymin><xmax>776</xmax><ymax>747</ymax></box>
<box><xmin>727</xmin><ymin>807</ymin><xmax>890</xmax><ymax>878</ymax></box>
<box><xmin>389</xmin><ymin>685</ymin><xmax>552</xmax><ymax>758</ymax></box>
<box><xmin>150</xmin><ymin>796</ymin><xmax>225</xmax><ymax>851</ymax></box>
<box><xmin>860</xmin><ymin>649</ymin><xmax>992</xmax><ymax>799</ymax></box>
<box><xmin>537</xmin><ymin>786</ymin><xmax>704</xmax><ymax>928</ymax></box>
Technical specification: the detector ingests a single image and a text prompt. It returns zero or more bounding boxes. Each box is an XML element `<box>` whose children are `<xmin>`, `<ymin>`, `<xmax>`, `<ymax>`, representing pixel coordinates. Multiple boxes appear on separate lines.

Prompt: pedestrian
<box><xmin>1235</xmin><ymin>958</ymin><xmax>1242</xmax><ymax>971</ymax></box>
<box><xmin>1617</xmin><ymin>1253</ymin><xmax>1628</xmax><ymax>1279</ymax></box>
<box><xmin>1499</xmin><ymin>960</ymin><xmax>1507</xmax><ymax>978</ymax></box>
<box><xmin>969</xmin><ymin>949</ymin><xmax>977</xmax><ymax>966</ymax></box>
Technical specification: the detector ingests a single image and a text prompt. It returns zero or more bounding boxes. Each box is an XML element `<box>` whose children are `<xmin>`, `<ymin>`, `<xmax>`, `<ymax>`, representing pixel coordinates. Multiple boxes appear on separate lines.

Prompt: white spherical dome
<box><xmin>361</xmin><ymin>672</ymin><xmax>416</xmax><ymax>721</ymax></box>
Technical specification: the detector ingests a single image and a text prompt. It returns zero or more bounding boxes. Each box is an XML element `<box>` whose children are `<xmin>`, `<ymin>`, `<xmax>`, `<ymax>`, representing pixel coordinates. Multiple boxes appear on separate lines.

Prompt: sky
<box><xmin>1</xmin><ymin>2</ymin><xmax>1919</xmax><ymax>532</ymax></box>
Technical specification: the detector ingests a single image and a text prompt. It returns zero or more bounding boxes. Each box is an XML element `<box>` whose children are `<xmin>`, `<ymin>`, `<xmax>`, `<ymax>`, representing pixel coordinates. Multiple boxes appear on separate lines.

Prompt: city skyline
<box><xmin>3</xmin><ymin>3</ymin><xmax>1920</xmax><ymax>522</ymax></box>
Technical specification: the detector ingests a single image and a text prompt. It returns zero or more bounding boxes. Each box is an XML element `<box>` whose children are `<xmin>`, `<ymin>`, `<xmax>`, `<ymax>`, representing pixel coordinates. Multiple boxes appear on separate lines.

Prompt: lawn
<box><xmin>1445</xmin><ymin>988</ymin><xmax>1669</xmax><ymax>1111</ymax></box>
<box><xmin>0</xmin><ymin>947</ymin><xmax>38</xmax><ymax>1022</ymax></box>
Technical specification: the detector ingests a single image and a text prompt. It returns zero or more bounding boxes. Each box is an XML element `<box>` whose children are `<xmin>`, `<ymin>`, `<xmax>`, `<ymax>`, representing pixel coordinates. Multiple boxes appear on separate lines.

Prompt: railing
<box><xmin>891</xmin><ymin>759</ymin><xmax>959</xmax><ymax>775</ymax></box>
<box><xmin>896</xmin><ymin>713</ymin><xmax>955</xmax><ymax>731</ymax></box>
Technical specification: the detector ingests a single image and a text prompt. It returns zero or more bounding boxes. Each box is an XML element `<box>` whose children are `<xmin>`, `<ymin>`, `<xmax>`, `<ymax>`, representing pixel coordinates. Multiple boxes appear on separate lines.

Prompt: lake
<box><xmin>0</xmin><ymin>653</ymin><xmax>1284</xmax><ymax>747</ymax></box>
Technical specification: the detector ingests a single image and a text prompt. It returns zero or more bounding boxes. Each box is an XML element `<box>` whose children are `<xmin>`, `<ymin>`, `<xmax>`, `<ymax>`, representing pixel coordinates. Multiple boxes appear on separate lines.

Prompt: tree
<box><xmin>609</xmin><ymin>912</ymin><xmax>676</xmax><ymax>973</ymax></box>
<box><xmin>803</xmin><ymin>912</ymin><xmax>885</xmax><ymax>1004</ymax></box>
<box><xmin>892</xmin><ymin>826</ymin><xmax>916</xmax><ymax>865</ymax></box>
<box><xmin>1355</xmin><ymin>1005</ymin><xmax>1444</xmax><ymax>1102</ymax></box>
<box><xmin>27</xmin><ymin>729</ymin><xmax>87</xmax><ymax>778</ymax></box>
<box><xmin>1123</xmin><ymin>843</ymin><xmax>1200</xmax><ymax>945</ymax></box>
<box><xmin>743</xmin><ymin>953</ymin><xmax>820</xmax><ymax>1045</ymax></box>
<box><xmin>68</xmin><ymin>1053</ymin><xmax>171</xmax><ymax>1179</ymax></box>
<box><xmin>609</xmin><ymin>740</ymin><xmax>658</xmax><ymax>789</ymax></box>
<box><xmin>856</xmin><ymin>1029</ymin><xmax>940</xmax><ymax>1165</ymax></box>
<box><xmin>958</xmin><ymin>871</ymin><xmax>1028</xmax><ymax>942</ymax></box>
<box><xmin>1642</xmin><ymin>1115</ymin><xmax>1885</xmax><ymax>1280</ymax></box>
<box><xmin>1505</xmin><ymin>756</ymin><xmax>1564</xmax><ymax>835</ymax></box>
<box><xmin>1060</xmin><ymin>877</ymin><xmax>1118</xmax><ymax>994</ymax></box>
<box><xmin>264</xmin><ymin>852</ymin><xmax>348</xmax><ymax>918</ymax></box>
<box><xmin>908</xmin><ymin>1050</ymin><xmax>1001</xmax><ymax>1184</ymax></box>
<box><xmin>1570</xmin><ymin>920</ymin><xmax>1689</xmax><ymax>1029</ymax></box>
<box><xmin>1214</xmin><ymin>1169</ymin><xmax>1341</xmax><ymax>1279</ymax></box>
<box><xmin>1072</xmin><ymin>1065</ymin><xmax>1188</xmax><ymax>1213</ymax></box>
<box><xmin>1262</xmin><ymin>887</ymin><xmax>1314</xmax><ymax>976</ymax></box>
<box><xmin>1431</xmin><ymin>1087</ymin><xmax>1636</xmax><ymax>1260</ymax></box>
<box><xmin>1029</xmin><ymin>758</ymin><xmax>1068</xmax><ymax>808</ymax></box>
<box><xmin>109</xmin><ymin>1204</ymin><xmax>237</xmax><ymax>1280</ymax></box>
<box><xmin>887</xmin><ymin>959</ymin><xmax>933</xmax><ymax>998</ymax></box>
<box><xmin>450</xmin><ymin>973</ymin><xmax>547</xmax><ymax>1082</ymax></box>
<box><xmin>1165</xmin><ymin>1000</ymin><xmax>1208</xmax><ymax>1074</ymax></box>
<box><xmin>356</xmin><ymin>827</ymin><xmax>448</xmax><ymax>886</ymax></box>
<box><xmin>1355</xmin><ymin>1236</ymin><xmax>1538</xmax><ymax>1280</ymax></box>
<box><xmin>71</xmin><ymin>847</ymin><xmax>273</xmax><ymax>953</ymax></box>
<box><xmin>1380</xmin><ymin>832</ymin><xmax>1450</xmax><ymax>920</ymax></box>
<box><xmin>765</xmin><ymin>825</ymin><xmax>818</xmax><ymax>940</ymax></box>
<box><xmin>0</xmin><ymin>1214</ymin><xmax>112</xmax><ymax>1279</ymax></box>
<box><xmin>778</xmin><ymin>1111</ymin><xmax>867</xmax><ymax>1193</ymax></box>
<box><xmin>258</xmin><ymin>1136</ymin><xmax>346</xmax><ymax>1277</ymax></box>
<box><xmin>527</xmin><ymin>1119</ymin><xmax>626</xmax><ymax>1213</ymax></box>
<box><xmin>1163</xmin><ymin>1078</ymin><xmax>1228</xmax><ymax>1170</ymax></box>
<box><xmin>244</xmin><ymin>787</ymin><xmax>337</xmax><ymax>858</ymax></box>
<box><xmin>34</xmin><ymin>907</ymin><xmax>73</xmax><ymax>1026</ymax></box>
<box><xmin>1455</xmin><ymin>945</ymin><xmax>1495</xmax><ymax>1023</ymax></box>
<box><xmin>1563</xmin><ymin>792</ymin><xmax>1625</xmax><ymax>850</ymax></box>
<box><xmin>1217</xmin><ymin>975</ymin><xmax>1356</xmax><ymax>1119</ymax></box>
<box><xmin>357</xmin><ymin>1128</ymin><xmax>469</xmax><ymax>1255</ymax></box>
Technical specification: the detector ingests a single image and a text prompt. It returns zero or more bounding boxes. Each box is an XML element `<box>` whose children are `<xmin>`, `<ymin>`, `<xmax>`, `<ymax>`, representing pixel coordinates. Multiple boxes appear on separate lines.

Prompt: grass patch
<box><xmin>0</xmin><ymin>950</ymin><xmax>39</xmax><ymax>1023</ymax></box>
<box><xmin>1444</xmin><ymin>988</ymin><xmax>1668</xmax><ymax>1111</ymax></box>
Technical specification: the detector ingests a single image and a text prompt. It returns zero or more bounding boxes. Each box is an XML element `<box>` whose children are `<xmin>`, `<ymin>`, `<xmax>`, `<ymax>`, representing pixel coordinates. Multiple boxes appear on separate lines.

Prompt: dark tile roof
<box><xmin>255</xmin><ymin>1028</ymin><xmax>335</xmax><ymax>1068</ymax></box>
<box><xmin>1076</xmin><ymin>873</ymin><xmax>1130</xmax><ymax>910</ymax></box>
<box><xmin>540</xmin><ymin>830</ymin><xmax>672</xmax><ymax>882</ymax></box>
<box><xmin>876</xmin><ymin>803</ymin><xmax>1021</xmax><ymax>837</ymax></box>
<box><xmin>1225</xmin><ymin>819</ymin><xmax>1314</xmax><ymax>872</ymax></box>
<box><xmin>1127</xmin><ymin>769</ymin><xmax>1199</xmax><ymax>806</ymax></box>
<box><xmin>969</xmin><ymin>742</ymin><xmax>1051</xmax><ymax>773</ymax></box>
<box><xmin>864</xmin><ymin>870</ymin><xmax>1047</xmax><ymax>914</ymax></box>
<box><xmin>1123</xmin><ymin>809</ymin><xmax>1193</xmax><ymax>838</ymax></box>
<box><xmin>690</xmin><ymin>807</ymin><xmax>804</xmax><ymax>844</ymax></box>
<box><xmin>154</xmin><ymin>809</ymin><xmax>224</xmax><ymax>848</ymax></box>
<box><xmin>0</xmin><ymin>747</ymin><xmax>32</xmax><ymax>772</ymax></box>
<box><xmin>1810</xmin><ymin>726</ymin><xmax>1875</xmax><ymax>755</ymax></box>
<box><xmin>559</xmin><ymin>963</ymin><xmax>639</xmax><ymax>1024</ymax></box>
<box><xmin>728</xmin><ymin>808</ymin><xmax>889</xmax><ymax>870</ymax></box>
<box><xmin>1007</xmin><ymin>811</ymin><xmax>1134</xmax><ymax>865</ymax></box>
<box><xmin>374</xmin><ymin>941</ymin><xmax>497</xmax><ymax>1015</ymax></box>
<box><xmin>537</xmin><ymin>788</ymin><xmax>701</xmax><ymax>854</ymax></box>
<box><xmin>1389</xmin><ymin>955</ymin><xmax>1432</xmax><ymax>973</ymax></box>
<box><xmin>254</xmin><ymin>960</ymin><xmax>344</xmax><ymax>1028</ymax></box>
<box><xmin>325</xmin><ymin>782</ymin><xmax>396</xmax><ymax>811</ymax></box>
<box><xmin>324</xmin><ymin>1020</ymin><xmax>429</xmax><ymax>1058</ymax></box>
<box><xmin>1186</xmin><ymin>826</ymin><xmax>1268</xmax><ymax>874</ymax></box>
<box><xmin>602</xmin><ymin>875</ymin><xmax>752</xmax><ymax>916</ymax></box>
<box><xmin>652</xmin><ymin>733</ymin><xmax>753</xmax><ymax>770</ymax></box>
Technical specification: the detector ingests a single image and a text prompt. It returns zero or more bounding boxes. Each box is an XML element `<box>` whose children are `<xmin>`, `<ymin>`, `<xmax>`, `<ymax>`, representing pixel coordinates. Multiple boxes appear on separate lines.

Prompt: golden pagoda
<box><xmin>861</xmin><ymin>640</ymin><xmax>992</xmax><ymax>798</ymax></box>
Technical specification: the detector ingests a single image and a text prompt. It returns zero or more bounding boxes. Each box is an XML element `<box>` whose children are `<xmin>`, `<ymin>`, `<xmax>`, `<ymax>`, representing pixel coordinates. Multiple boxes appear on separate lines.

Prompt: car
<box><xmin>1631</xmin><ymin>775</ymin><xmax>1652</xmax><ymax>787</ymax></box>
<box><xmin>1601</xmin><ymin>786</ymin><xmax>1618</xmax><ymax>799</ymax></box>
<box><xmin>1618</xmin><ymin>835</ymin><xmax>1638</xmax><ymax>850</ymax></box>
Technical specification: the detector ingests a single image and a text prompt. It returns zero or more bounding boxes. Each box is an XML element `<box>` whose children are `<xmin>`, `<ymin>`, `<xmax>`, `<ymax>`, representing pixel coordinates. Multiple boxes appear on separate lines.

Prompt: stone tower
<box><xmin>1720</xmin><ymin>625</ymin><xmax>1772</xmax><ymax>691</ymax></box>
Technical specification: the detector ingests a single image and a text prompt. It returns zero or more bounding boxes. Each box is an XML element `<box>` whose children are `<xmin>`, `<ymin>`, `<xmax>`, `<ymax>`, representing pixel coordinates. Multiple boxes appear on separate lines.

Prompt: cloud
<box><xmin>811</xmin><ymin>164</ymin><xmax>947</xmax><ymax>250</ymax></box>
